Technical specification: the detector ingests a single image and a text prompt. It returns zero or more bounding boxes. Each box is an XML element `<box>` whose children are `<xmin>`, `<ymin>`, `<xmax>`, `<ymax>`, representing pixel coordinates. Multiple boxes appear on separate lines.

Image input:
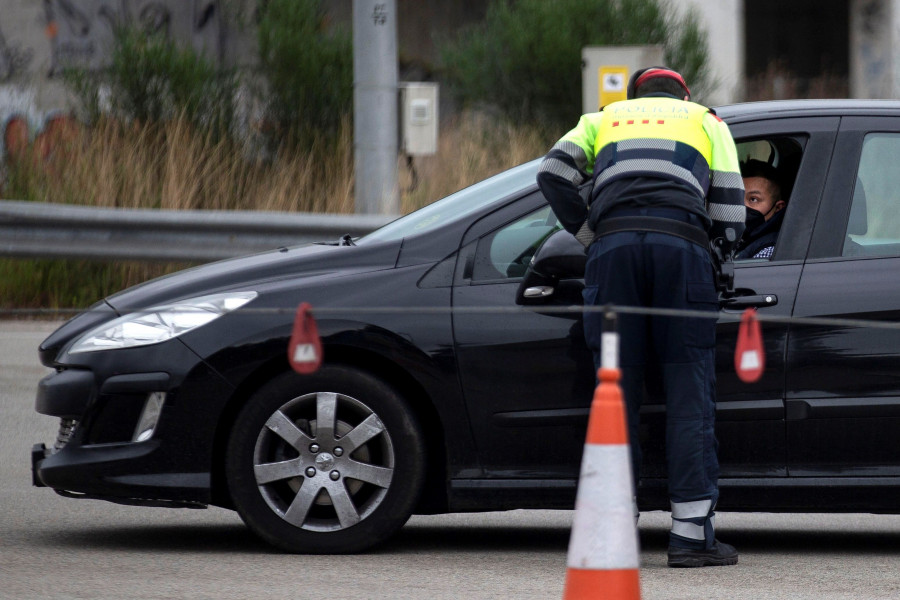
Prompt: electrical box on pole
<box><xmin>353</xmin><ymin>0</ymin><xmax>399</xmax><ymax>214</ymax></box>
<box><xmin>582</xmin><ymin>45</ymin><xmax>665</xmax><ymax>113</ymax></box>
<box><xmin>399</xmin><ymin>82</ymin><xmax>438</xmax><ymax>156</ymax></box>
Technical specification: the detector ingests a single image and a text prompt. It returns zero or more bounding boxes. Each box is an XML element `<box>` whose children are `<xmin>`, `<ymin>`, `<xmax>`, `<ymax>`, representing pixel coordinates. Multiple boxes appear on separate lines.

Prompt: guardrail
<box><xmin>0</xmin><ymin>200</ymin><xmax>397</xmax><ymax>262</ymax></box>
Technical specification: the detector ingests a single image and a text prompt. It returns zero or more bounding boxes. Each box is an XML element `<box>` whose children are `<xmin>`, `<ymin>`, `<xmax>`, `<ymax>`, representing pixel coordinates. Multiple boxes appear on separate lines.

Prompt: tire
<box><xmin>225</xmin><ymin>366</ymin><xmax>426</xmax><ymax>553</ymax></box>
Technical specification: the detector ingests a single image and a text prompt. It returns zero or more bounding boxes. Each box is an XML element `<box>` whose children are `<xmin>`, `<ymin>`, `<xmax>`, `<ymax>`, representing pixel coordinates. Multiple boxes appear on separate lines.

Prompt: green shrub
<box><xmin>437</xmin><ymin>0</ymin><xmax>711</xmax><ymax>130</ymax></box>
<box><xmin>257</xmin><ymin>0</ymin><xmax>353</xmax><ymax>150</ymax></box>
<box><xmin>67</xmin><ymin>28</ymin><xmax>236</xmax><ymax>136</ymax></box>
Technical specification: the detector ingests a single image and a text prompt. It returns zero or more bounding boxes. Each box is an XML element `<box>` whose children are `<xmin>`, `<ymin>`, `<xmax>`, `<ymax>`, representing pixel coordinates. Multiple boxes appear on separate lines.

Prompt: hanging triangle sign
<box><xmin>288</xmin><ymin>302</ymin><xmax>322</xmax><ymax>374</ymax></box>
<box><xmin>735</xmin><ymin>307</ymin><xmax>765</xmax><ymax>383</ymax></box>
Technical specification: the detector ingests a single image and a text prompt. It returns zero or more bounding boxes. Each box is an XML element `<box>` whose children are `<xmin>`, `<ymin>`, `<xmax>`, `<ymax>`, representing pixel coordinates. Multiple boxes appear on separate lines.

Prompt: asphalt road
<box><xmin>2</xmin><ymin>320</ymin><xmax>899</xmax><ymax>600</ymax></box>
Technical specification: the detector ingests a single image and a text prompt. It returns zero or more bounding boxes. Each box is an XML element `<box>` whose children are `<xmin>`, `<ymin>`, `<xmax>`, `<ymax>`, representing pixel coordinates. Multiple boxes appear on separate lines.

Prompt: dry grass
<box><xmin>5</xmin><ymin>110</ymin><xmax>550</xmax><ymax>215</ymax></box>
<box><xmin>399</xmin><ymin>111</ymin><xmax>552</xmax><ymax>213</ymax></box>
<box><xmin>5</xmin><ymin>116</ymin><xmax>357</xmax><ymax>213</ymax></box>
<box><xmin>0</xmin><ymin>111</ymin><xmax>552</xmax><ymax>310</ymax></box>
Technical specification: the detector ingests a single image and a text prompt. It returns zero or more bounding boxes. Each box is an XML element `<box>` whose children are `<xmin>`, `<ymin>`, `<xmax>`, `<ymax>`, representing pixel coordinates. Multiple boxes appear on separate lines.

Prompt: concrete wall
<box><xmin>1</xmin><ymin>0</ymin><xmax>63</xmax><ymax>118</ymax></box>
<box><xmin>850</xmin><ymin>0</ymin><xmax>898</xmax><ymax>98</ymax></box>
<box><xmin>682</xmin><ymin>0</ymin><xmax>900</xmax><ymax>102</ymax></box>
<box><xmin>0</xmin><ymin>0</ymin><xmax>240</xmax><ymax>104</ymax></box>
<box><xmin>672</xmin><ymin>0</ymin><xmax>744</xmax><ymax>105</ymax></box>
<box><xmin>0</xmin><ymin>0</ymin><xmax>258</xmax><ymax>157</ymax></box>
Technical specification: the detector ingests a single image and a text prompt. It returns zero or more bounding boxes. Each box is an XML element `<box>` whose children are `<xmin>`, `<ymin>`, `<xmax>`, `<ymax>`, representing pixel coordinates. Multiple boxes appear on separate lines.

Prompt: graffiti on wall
<box><xmin>1</xmin><ymin>1</ymin><xmax>226</xmax><ymax>166</ymax></box>
<box><xmin>1</xmin><ymin>107</ymin><xmax>83</xmax><ymax>194</ymax></box>
<box><xmin>0</xmin><ymin>27</ymin><xmax>35</xmax><ymax>82</ymax></box>
<box><xmin>44</xmin><ymin>0</ymin><xmax>222</xmax><ymax>75</ymax></box>
<box><xmin>2</xmin><ymin>112</ymin><xmax>81</xmax><ymax>164</ymax></box>
<box><xmin>0</xmin><ymin>0</ymin><xmax>231</xmax><ymax>172</ymax></box>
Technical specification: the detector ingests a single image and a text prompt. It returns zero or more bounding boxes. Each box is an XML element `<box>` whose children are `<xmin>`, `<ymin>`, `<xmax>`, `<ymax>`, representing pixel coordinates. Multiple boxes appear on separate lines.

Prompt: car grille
<box><xmin>54</xmin><ymin>418</ymin><xmax>78</xmax><ymax>453</ymax></box>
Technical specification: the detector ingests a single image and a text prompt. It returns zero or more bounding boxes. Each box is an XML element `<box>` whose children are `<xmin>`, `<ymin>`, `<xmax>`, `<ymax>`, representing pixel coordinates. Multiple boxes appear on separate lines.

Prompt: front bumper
<box><xmin>31</xmin><ymin>441</ymin><xmax>207</xmax><ymax>508</ymax></box>
<box><xmin>31</xmin><ymin>341</ymin><xmax>234</xmax><ymax>508</ymax></box>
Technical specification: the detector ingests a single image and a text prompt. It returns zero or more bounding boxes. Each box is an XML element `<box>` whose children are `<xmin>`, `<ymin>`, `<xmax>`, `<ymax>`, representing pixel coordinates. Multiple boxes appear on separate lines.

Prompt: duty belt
<box><xmin>592</xmin><ymin>216</ymin><xmax>709</xmax><ymax>248</ymax></box>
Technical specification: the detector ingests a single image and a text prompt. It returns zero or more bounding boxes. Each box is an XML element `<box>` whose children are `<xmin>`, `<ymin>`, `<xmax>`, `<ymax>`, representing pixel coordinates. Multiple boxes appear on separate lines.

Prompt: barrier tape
<box><xmin>2</xmin><ymin>303</ymin><xmax>899</xmax><ymax>332</ymax></box>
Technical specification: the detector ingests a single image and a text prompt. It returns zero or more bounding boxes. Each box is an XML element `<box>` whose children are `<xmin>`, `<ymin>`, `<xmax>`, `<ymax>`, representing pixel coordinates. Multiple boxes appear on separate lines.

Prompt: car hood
<box><xmin>39</xmin><ymin>239</ymin><xmax>403</xmax><ymax>364</ymax></box>
<box><xmin>107</xmin><ymin>239</ymin><xmax>402</xmax><ymax>310</ymax></box>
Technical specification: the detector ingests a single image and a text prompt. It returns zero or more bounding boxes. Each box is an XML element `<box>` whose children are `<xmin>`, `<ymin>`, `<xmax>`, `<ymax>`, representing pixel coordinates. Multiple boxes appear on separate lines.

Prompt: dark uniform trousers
<box><xmin>582</xmin><ymin>207</ymin><xmax>720</xmax><ymax>548</ymax></box>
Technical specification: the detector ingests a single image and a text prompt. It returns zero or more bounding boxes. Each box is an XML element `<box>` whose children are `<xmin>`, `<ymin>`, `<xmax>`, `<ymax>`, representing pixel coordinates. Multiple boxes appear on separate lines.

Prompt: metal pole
<box><xmin>353</xmin><ymin>0</ymin><xmax>399</xmax><ymax>214</ymax></box>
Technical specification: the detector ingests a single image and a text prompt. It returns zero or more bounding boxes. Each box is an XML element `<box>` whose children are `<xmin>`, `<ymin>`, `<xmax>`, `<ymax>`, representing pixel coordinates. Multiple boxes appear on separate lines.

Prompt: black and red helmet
<box><xmin>626</xmin><ymin>66</ymin><xmax>691</xmax><ymax>100</ymax></box>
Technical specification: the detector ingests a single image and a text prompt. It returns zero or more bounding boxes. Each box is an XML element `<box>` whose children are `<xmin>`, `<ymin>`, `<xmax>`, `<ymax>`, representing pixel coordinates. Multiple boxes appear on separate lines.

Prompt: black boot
<box><xmin>667</xmin><ymin>540</ymin><xmax>738</xmax><ymax>568</ymax></box>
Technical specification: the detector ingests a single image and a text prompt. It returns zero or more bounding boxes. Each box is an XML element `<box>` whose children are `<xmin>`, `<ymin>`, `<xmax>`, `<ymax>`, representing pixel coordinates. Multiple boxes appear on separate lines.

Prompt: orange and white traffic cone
<box><xmin>563</xmin><ymin>314</ymin><xmax>640</xmax><ymax>600</ymax></box>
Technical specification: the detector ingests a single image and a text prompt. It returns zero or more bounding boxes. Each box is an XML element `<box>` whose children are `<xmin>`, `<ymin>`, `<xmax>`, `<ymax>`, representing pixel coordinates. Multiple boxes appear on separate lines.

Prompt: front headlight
<box><xmin>68</xmin><ymin>291</ymin><xmax>257</xmax><ymax>354</ymax></box>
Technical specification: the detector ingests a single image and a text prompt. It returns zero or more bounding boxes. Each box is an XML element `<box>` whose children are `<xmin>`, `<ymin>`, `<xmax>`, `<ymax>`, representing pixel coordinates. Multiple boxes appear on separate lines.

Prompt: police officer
<box><xmin>537</xmin><ymin>67</ymin><xmax>745</xmax><ymax>568</ymax></box>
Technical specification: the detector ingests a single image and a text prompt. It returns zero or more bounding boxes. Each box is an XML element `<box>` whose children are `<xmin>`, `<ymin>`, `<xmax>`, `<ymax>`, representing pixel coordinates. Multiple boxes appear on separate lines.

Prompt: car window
<box><xmin>843</xmin><ymin>133</ymin><xmax>900</xmax><ymax>258</ymax></box>
<box><xmin>471</xmin><ymin>205</ymin><xmax>562</xmax><ymax>281</ymax></box>
<box><xmin>733</xmin><ymin>135</ymin><xmax>806</xmax><ymax>261</ymax></box>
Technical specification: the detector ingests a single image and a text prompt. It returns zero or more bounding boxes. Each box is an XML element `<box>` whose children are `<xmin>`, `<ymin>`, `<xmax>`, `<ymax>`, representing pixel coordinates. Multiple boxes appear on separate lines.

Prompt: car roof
<box><xmin>717</xmin><ymin>99</ymin><xmax>900</xmax><ymax>121</ymax></box>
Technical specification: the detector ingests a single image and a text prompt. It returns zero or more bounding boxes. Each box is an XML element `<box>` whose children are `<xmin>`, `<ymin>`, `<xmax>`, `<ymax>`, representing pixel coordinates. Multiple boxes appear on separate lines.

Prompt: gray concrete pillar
<box><xmin>353</xmin><ymin>0</ymin><xmax>399</xmax><ymax>215</ymax></box>
<box><xmin>850</xmin><ymin>0</ymin><xmax>898</xmax><ymax>98</ymax></box>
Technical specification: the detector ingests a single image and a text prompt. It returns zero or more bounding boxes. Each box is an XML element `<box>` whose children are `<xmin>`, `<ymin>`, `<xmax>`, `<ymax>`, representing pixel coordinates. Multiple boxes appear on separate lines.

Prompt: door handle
<box><xmin>721</xmin><ymin>293</ymin><xmax>778</xmax><ymax>310</ymax></box>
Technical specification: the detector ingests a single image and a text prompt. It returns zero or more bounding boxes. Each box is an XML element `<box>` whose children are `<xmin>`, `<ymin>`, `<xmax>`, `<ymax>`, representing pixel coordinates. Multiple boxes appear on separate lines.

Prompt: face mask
<box><xmin>745</xmin><ymin>207</ymin><xmax>766</xmax><ymax>232</ymax></box>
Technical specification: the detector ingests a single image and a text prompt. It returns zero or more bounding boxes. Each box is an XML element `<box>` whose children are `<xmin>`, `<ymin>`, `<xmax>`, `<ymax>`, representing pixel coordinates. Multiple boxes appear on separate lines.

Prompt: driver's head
<box><xmin>741</xmin><ymin>159</ymin><xmax>784</xmax><ymax>221</ymax></box>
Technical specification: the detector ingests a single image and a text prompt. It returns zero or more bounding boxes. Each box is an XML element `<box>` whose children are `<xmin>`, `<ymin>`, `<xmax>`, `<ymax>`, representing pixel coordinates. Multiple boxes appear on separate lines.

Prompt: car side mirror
<box><xmin>515</xmin><ymin>229</ymin><xmax>586</xmax><ymax>305</ymax></box>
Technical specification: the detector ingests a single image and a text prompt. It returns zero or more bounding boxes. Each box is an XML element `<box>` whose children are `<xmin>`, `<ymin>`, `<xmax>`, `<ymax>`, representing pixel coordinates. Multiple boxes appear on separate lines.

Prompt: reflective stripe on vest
<box><xmin>592</xmin><ymin>98</ymin><xmax>713</xmax><ymax>197</ymax></box>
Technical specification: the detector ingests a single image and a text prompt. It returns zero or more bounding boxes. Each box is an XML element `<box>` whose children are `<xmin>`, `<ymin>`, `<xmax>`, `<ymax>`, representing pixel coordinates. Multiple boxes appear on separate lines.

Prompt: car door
<box><xmin>451</xmin><ymin>116</ymin><xmax>838</xmax><ymax>486</ymax></box>
<box><xmin>698</xmin><ymin>116</ymin><xmax>839</xmax><ymax>480</ymax></box>
<box><xmin>452</xmin><ymin>192</ymin><xmax>595</xmax><ymax>481</ymax></box>
<box><xmin>787</xmin><ymin>116</ymin><xmax>900</xmax><ymax>477</ymax></box>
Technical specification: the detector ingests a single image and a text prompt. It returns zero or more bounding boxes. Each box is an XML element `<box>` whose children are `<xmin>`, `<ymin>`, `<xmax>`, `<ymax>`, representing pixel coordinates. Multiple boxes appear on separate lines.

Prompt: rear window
<box><xmin>844</xmin><ymin>133</ymin><xmax>900</xmax><ymax>257</ymax></box>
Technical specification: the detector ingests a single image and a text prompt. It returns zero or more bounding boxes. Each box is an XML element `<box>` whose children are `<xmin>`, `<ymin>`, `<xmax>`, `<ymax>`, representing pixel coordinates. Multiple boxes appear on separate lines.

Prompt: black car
<box><xmin>33</xmin><ymin>100</ymin><xmax>900</xmax><ymax>553</ymax></box>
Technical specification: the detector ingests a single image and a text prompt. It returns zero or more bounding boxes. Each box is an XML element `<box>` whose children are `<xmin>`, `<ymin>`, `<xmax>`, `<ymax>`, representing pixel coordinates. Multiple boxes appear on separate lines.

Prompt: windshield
<box><xmin>360</xmin><ymin>159</ymin><xmax>541</xmax><ymax>243</ymax></box>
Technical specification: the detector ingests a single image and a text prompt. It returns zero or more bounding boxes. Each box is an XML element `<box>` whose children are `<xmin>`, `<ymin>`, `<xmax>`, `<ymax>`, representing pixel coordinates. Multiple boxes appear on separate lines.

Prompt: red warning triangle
<box><xmin>288</xmin><ymin>303</ymin><xmax>322</xmax><ymax>374</ymax></box>
<box><xmin>735</xmin><ymin>308</ymin><xmax>764</xmax><ymax>383</ymax></box>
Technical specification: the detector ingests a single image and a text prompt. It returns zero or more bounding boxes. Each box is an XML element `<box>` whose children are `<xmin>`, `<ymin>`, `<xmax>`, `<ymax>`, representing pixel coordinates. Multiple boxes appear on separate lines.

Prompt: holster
<box><xmin>709</xmin><ymin>240</ymin><xmax>735</xmax><ymax>295</ymax></box>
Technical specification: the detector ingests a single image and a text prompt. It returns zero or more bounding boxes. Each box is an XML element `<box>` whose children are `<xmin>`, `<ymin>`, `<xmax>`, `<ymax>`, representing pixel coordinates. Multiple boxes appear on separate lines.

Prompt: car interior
<box><xmin>843</xmin><ymin>178</ymin><xmax>868</xmax><ymax>256</ymax></box>
<box><xmin>482</xmin><ymin>205</ymin><xmax>561</xmax><ymax>280</ymax></box>
<box><xmin>842</xmin><ymin>133</ymin><xmax>900</xmax><ymax>258</ymax></box>
<box><xmin>734</xmin><ymin>136</ymin><xmax>805</xmax><ymax>260</ymax></box>
<box><xmin>482</xmin><ymin>138</ymin><xmax>808</xmax><ymax>282</ymax></box>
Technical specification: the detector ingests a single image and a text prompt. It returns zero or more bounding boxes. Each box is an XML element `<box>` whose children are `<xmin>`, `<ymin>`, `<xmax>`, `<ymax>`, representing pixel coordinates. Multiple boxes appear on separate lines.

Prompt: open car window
<box><xmin>733</xmin><ymin>135</ymin><xmax>806</xmax><ymax>261</ymax></box>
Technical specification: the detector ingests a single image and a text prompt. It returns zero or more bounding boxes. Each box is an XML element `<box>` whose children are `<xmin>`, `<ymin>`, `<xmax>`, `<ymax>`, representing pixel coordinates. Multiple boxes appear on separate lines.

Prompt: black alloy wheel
<box><xmin>225</xmin><ymin>366</ymin><xmax>426</xmax><ymax>553</ymax></box>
